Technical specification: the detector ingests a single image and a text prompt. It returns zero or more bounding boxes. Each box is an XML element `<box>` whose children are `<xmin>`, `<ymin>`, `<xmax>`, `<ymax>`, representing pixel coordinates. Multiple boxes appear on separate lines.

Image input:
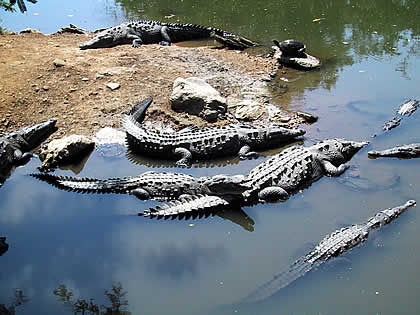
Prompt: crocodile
<box><xmin>241</xmin><ymin>200</ymin><xmax>416</xmax><ymax>303</ymax></box>
<box><xmin>368</xmin><ymin>143</ymin><xmax>420</xmax><ymax>159</ymax></box>
<box><xmin>30</xmin><ymin>171</ymin><xmax>250</xmax><ymax>201</ymax></box>
<box><xmin>79</xmin><ymin>20</ymin><xmax>257</xmax><ymax>50</ymax></box>
<box><xmin>138</xmin><ymin>139</ymin><xmax>368</xmax><ymax>218</ymax></box>
<box><xmin>124</xmin><ymin>97</ymin><xmax>306</xmax><ymax>167</ymax></box>
<box><xmin>0</xmin><ymin>237</ymin><xmax>8</xmax><ymax>256</ymax></box>
<box><xmin>381</xmin><ymin>99</ymin><xmax>419</xmax><ymax>132</ymax></box>
<box><xmin>0</xmin><ymin>119</ymin><xmax>57</xmax><ymax>187</ymax></box>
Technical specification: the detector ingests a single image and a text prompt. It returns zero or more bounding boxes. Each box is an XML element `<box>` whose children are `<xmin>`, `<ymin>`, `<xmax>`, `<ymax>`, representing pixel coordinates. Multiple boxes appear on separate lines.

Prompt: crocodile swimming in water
<box><xmin>240</xmin><ymin>200</ymin><xmax>416</xmax><ymax>303</ymax></box>
<box><xmin>139</xmin><ymin>139</ymin><xmax>368</xmax><ymax>218</ymax></box>
<box><xmin>124</xmin><ymin>97</ymin><xmax>306</xmax><ymax>167</ymax></box>
<box><xmin>30</xmin><ymin>171</ymin><xmax>250</xmax><ymax>201</ymax></box>
<box><xmin>79</xmin><ymin>20</ymin><xmax>258</xmax><ymax>50</ymax></box>
<box><xmin>381</xmin><ymin>99</ymin><xmax>419</xmax><ymax>132</ymax></box>
<box><xmin>0</xmin><ymin>119</ymin><xmax>57</xmax><ymax>187</ymax></box>
<box><xmin>368</xmin><ymin>143</ymin><xmax>420</xmax><ymax>159</ymax></box>
<box><xmin>0</xmin><ymin>237</ymin><xmax>8</xmax><ymax>256</ymax></box>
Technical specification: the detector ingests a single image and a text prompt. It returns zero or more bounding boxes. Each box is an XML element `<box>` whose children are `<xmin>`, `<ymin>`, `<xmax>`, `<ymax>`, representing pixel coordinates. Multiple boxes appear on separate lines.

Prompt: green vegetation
<box><xmin>54</xmin><ymin>283</ymin><xmax>129</xmax><ymax>315</ymax></box>
<box><xmin>0</xmin><ymin>0</ymin><xmax>37</xmax><ymax>13</ymax></box>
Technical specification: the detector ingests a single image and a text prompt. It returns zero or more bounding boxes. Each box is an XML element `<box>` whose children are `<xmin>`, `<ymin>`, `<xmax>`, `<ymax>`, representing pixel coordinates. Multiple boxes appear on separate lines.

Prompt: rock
<box><xmin>54</xmin><ymin>24</ymin><xmax>87</xmax><ymax>34</ymax></box>
<box><xmin>53</xmin><ymin>59</ymin><xmax>66</xmax><ymax>67</ymax></box>
<box><xmin>39</xmin><ymin>135</ymin><xmax>95</xmax><ymax>171</ymax></box>
<box><xmin>19</xmin><ymin>28</ymin><xmax>42</xmax><ymax>34</ymax></box>
<box><xmin>296</xmin><ymin>111</ymin><xmax>318</xmax><ymax>123</ymax></box>
<box><xmin>170</xmin><ymin>77</ymin><xmax>227</xmax><ymax>122</ymax></box>
<box><xmin>273</xmin><ymin>45</ymin><xmax>321</xmax><ymax>70</ymax></box>
<box><xmin>227</xmin><ymin>98</ymin><xmax>265</xmax><ymax>120</ymax></box>
<box><xmin>106</xmin><ymin>82</ymin><xmax>120</xmax><ymax>91</ymax></box>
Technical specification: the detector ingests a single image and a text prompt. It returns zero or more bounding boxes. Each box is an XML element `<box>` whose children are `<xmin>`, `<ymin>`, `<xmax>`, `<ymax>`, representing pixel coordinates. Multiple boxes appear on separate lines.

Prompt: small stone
<box><xmin>20</xmin><ymin>28</ymin><xmax>42</xmax><ymax>34</ymax></box>
<box><xmin>81</xmin><ymin>77</ymin><xmax>89</xmax><ymax>82</ymax></box>
<box><xmin>69</xmin><ymin>88</ymin><xmax>77</xmax><ymax>93</ymax></box>
<box><xmin>42</xmin><ymin>86</ymin><xmax>49</xmax><ymax>91</ymax></box>
<box><xmin>106</xmin><ymin>82</ymin><xmax>120</xmax><ymax>91</ymax></box>
<box><xmin>53</xmin><ymin>59</ymin><xmax>66</xmax><ymax>67</ymax></box>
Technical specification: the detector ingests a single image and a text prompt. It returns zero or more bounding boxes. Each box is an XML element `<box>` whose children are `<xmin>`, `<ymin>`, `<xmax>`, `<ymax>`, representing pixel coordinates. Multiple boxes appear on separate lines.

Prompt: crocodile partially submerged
<box><xmin>381</xmin><ymin>99</ymin><xmax>419</xmax><ymax>131</ymax></box>
<box><xmin>79</xmin><ymin>20</ymin><xmax>257</xmax><ymax>50</ymax></box>
<box><xmin>0</xmin><ymin>237</ymin><xmax>8</xmax><ymax>256</ymax></box>
<box><xmin>124</xmin><ymin>97</ymin><xmax>306</xmax><ymax>167</ymax></box>
<box><xmin>30</xmin><ymin>171</ymin><xmax>250</xmax><ymax>201</ymax></box>
<box><xmin>0</xmin><ymin>119</ymin><xmax>57</xmax><ymax>187</ymax></box>
<box><xmin>368</xmin><ymin>143</ymin><xmax>420</xmax><ymax>159</ymax></box>
<box><xmin>241</xmin><ymin>200</ymin><xmax>416</xmax><ymax>303</ymax></box>
<box><xmin>139</xmin><ymin>139</ymin><xmax>368</xmax><ymax>218</ymax></box>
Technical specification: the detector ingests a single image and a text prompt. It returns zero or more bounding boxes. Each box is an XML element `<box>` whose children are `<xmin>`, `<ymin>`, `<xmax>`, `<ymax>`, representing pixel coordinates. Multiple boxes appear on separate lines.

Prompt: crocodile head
<box><xmin>203</xmin><ymin>174</ymin><xmax>250</xmax><ymax>196</ymax></box>
<box><xmin>316</xmin><ymin>139</ymin><xmax>369</xmax><ymax>163</ymax></box>
<box><xmin>80</xmin><ymin>29</ymin><xmax>125</xmax><ymax>50</ymax></box>
<box><xmin>339</xmin><ymin>139</ymin><xmax>369</xmax><ymax>160</ymax></box>
<box><xmin>266</xmin><ymin>125</ymin><xmax>306</xmax><ymax>142</ymax></box>
<box><xmin>4</xmin><ymin>118</ymin><xmax>57</xmax><ymax>153</ymax></box>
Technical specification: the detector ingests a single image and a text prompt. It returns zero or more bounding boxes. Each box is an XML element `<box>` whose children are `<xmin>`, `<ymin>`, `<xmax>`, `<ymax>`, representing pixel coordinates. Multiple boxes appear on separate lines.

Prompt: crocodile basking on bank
<box><xmin>139</xmin><ymin>139</ymin><xmax>368</xmax><ymax>219</ymax></box>
<box><xmin>124</xmin><ymin>97</ymin><xmax>306</xmax><ymax>167</ymax></box>
<box><xmin>0</xmin><ymin>119</ymin><xmax>57</xmax><ymax>187</ymax></box>
<box><xmin>240</xmin><ymin>200</ymin><xmax>416</xmax><ymax>303</ymax></box>
<box><xmin>79</xmin><ymin>20</ymin><xmax>257</xmax><ymax>50</ymax></box>
<box><xmin>30</xmin><ymin>171</ymin><xmax>250</xmax><ymax>201</ymax></box>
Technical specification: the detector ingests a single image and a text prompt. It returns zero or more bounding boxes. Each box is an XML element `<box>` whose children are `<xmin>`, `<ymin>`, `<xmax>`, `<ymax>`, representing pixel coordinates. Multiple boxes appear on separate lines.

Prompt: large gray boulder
<box><xmin>39</xmin><ymin>135</ymin><xmax>95</xmax><ymax>171</ymax></box>
<box><xmin>170</xmin><ymin>77</ymin><xmax>227</xmax><ymax>122</ymax></box>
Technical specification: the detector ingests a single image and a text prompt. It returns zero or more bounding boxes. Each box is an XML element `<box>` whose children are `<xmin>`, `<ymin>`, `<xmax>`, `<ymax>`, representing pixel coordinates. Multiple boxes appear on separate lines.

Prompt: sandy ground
<box><xmin>0</xmin><ymin>31</ymin><xmax>303</xmax><ymax>140</ymax></box>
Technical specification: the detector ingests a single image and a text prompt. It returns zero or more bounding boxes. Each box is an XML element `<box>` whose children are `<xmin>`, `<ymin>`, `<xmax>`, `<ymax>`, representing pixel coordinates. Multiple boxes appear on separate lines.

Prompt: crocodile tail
<box><xmin>125</xmin><ymin>97</ymin><xmax>153</xmax><ymax>123</ymax></box>
<box><xmin>138</xmin><ymin>194</ymin><xmax>230</xmax><ymax>220</ymax></box>
<box><xmin>240</xmin><ymin>258</ymin><xmax>316</xmax><ymax>304</ymax></box>
<box><xmin>30</xmin><ymin>173</ymin><xmax>140</xmax><ymax>194</ymax></box>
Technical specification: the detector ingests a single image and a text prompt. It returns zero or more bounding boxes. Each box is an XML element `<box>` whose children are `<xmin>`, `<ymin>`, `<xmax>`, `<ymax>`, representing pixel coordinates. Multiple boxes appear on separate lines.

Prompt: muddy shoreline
<box><xmin>0</xmin><ymin>31</ymin><xmax>310</xmax><ymax>142</ymax></box>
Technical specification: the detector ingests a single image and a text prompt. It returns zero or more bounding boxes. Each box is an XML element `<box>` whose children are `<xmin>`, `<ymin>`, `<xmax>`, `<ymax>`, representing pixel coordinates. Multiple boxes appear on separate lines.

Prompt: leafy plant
<box><xmin>0</xmin><ymin>0</ymin><xmax>38</xmax><ymax>13</ymax></box>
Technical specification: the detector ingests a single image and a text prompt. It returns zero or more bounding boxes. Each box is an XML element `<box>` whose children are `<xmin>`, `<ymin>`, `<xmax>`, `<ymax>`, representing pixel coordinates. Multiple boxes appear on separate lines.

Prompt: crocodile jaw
<box><xmin>19</xmin><ymin>118</ymin><xmax>58</xmax><ymax>151</ymax></box>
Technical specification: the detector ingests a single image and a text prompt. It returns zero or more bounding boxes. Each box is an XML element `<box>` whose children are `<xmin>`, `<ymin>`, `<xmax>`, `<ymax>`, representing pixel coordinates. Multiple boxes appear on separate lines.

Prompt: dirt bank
<box><xmin>0</xmin><ymin>31</ymin><xmax>303</xmax><ymax>140</ymax></box>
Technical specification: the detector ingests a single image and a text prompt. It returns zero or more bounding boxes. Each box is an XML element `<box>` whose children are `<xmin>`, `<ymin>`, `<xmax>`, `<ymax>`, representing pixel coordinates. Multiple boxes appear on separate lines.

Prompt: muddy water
<box><xmin>1</xmin><ymin>0</ymin><xmax>420</xmax><ymax>314</ymax></box>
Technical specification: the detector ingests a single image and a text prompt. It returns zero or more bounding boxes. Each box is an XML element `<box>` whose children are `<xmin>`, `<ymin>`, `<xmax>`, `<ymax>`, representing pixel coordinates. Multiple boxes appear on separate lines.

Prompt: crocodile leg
<box><xmin>174</xmin><ymin>147</ymin><xmax>193</xmax><ymax>167</ymax></box>
<box><xmin>239</xmin><ymin>145</ymin><xmax>259</xmax><ymax>159</ymax></box>
<box><xmin>258</xmin><ymin>186</ymin><xmax>289</xmax><ymax>202</ymax></box>
<box><xmin>128</xmin><ymin>34</ymin><xmax>143</xmax><ymax>47</ymax></box>
<box><xmin>321</xmin><ymin>160</ymin><xmax>349</xmax><ymax>177</ymax></box>
<box><xmin>159</xmin><ymin>26</ymin><xmax>172</xmax><ymax>46</ymax></box>
<box><xmin>130</xmin><ymin>188</ymin><xmax>151</xmax><ymax>200</ymax></box>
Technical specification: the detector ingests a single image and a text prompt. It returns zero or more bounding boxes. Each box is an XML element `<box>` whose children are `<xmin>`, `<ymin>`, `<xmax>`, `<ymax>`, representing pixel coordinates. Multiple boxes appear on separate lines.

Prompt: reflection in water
<box><xmin>217</xmin><ymin>207</ymin><xmax>255</xmax><ymax>232</ymax></box>
<box><xmin>0</xmin><ymin>289</ymin><xmax>29</xmax><ymax>315</ymax></box>
<box><xmin>143</xmin><ymin>240</ymin><xmax>228</xmax><ymax>281</ymax></box>
<box><xmin>54</xmin><ymin>283</ymin><xmax>130</xmax><ymax>315</ymax></box>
